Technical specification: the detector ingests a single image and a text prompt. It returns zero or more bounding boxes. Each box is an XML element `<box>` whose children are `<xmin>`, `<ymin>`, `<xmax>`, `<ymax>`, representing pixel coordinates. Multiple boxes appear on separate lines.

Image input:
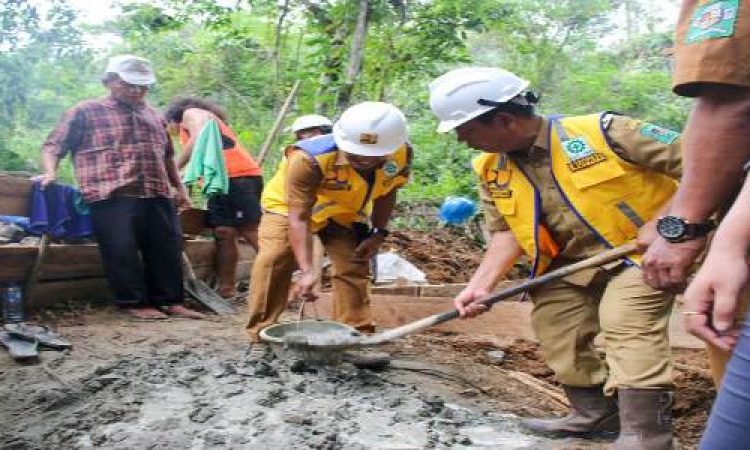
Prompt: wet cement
<box><xmin>1</xmin><ymin>344</ymin><xmax>555</xmax><ymax>449</ymax></box>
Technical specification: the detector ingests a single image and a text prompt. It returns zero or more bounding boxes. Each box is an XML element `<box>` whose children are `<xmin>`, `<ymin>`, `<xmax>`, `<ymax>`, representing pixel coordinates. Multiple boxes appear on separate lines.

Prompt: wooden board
<box><xmin>0</xmin><ymin>240</ymin><xmax>255</xmax><ymax>308</ymax></box>
<box><xmin>0</xmin><ymin>173</ymin><xmax>33</xmax><ymax>216</ymax></box>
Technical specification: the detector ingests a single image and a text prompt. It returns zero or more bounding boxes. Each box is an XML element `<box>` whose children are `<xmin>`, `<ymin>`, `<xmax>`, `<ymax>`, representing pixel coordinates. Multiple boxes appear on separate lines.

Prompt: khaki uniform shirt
<box><xmin>673</xmin><ymin>1</ymin><xmax>750</xmax><ymax>96</ymax></box>
<box><xmin>479</xmin><ymin>114</ymin><xmax>682</xmax><ymax>284</ymax></box>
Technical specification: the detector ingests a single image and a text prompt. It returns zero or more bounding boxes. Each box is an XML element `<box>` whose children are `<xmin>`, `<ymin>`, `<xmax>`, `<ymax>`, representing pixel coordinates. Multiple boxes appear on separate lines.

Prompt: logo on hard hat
<box><xmin>359</xmin><ymin>133</ymin><xmax>379</xmax><ymax>144</ymax></box>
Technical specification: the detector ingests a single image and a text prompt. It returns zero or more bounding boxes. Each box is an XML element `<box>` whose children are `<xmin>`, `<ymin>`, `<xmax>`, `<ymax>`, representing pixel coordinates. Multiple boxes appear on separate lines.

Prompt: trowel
<box><xmin>281</xmin><ymin>243</ymin><xmax>637</xmax><ymax>357</ymax></box>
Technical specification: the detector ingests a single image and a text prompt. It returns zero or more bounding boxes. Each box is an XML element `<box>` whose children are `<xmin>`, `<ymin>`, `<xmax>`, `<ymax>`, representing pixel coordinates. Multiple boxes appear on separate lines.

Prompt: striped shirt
<box><xmin>42</xmin><ymin>96</ymin><xmax>175</xmax><ymax>203</ymax></box>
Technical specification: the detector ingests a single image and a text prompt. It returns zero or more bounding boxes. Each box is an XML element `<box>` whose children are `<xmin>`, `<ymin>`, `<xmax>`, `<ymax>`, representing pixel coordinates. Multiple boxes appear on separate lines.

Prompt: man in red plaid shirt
<box><xmin>38</xmin><ymin>54</ymin><xmax>204</xmax><ymax>320</ymax></box>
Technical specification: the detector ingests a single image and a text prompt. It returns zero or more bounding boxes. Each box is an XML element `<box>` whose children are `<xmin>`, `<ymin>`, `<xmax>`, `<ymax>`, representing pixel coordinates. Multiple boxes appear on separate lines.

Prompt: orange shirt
<box><xmin>180</xmin><ymin>119</ymin><xmax>262</xmax><ymax>178</ymax></box>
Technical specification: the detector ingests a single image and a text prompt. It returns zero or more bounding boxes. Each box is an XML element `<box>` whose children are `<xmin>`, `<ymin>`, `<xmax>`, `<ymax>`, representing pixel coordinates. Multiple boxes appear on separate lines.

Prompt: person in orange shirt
<box><xmin>165</xmin><ymin>97</ymin><xmax>263</xmax><ymax>298</ymax></box>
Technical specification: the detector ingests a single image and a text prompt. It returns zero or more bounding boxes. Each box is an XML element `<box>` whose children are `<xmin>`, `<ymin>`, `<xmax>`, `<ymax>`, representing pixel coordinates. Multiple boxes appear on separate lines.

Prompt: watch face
<box><xmin>657</xmin><ymin>216</ymin><xmax>686</xmax><ymax>240</ymax></box>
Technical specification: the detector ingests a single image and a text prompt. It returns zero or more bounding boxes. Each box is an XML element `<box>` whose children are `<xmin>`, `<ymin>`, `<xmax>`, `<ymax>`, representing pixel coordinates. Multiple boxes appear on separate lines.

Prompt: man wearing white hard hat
<box><xmin>285</xmin><ymin>114</ymin><xmax>334</xmax><ymax>295</ymax></box>
<box><xmin>245</xmin><ymin>102</ymin><xmax>412</xmax><ymax>356</ymax></box>
<box><xmin>39</xmin><ymin>55</ymin><xmax>204</xmax><ymax>321</ymax></box>
<box><xmin>430</xmin><ymin>67</ymin><xmax>683</xmax><ymax>449</ymax></box>
<box><xmin>288</xmin><ymin>114</ymin><xmax>333</xmax><ymax>141</ymax></box>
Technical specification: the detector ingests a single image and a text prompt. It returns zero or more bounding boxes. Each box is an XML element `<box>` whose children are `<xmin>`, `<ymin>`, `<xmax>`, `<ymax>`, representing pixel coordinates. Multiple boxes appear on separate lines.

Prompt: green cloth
<box><xmin>182</xmin><ymin>120</ymin><xmax>229</xmax><ymax>196</ymax></box>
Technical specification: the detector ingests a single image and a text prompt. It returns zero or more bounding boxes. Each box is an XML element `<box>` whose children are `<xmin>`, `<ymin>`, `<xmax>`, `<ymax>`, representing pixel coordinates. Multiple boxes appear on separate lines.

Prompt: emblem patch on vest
<box><xmin>562</xmin><ymin>136</ymin><xmax>607</xmax><ymax>171</ymax></box>
<box><xmin>686</xmin><ymin>0</ymin><xmax>739</xmax><ymax>43</ymax></box>
<box><xmin>640</xmin><ymin>123</ymin><xmax>680</xmax><ymax>144</ymax></box>
<box><xmin>567</xmin><ymin>153</ymin><xmax>608</xmax><ymax>172</ymax></box>
<box><xmin>383</xmin><ymin>161</ymin><xmax>399</xmax><ymax>177</ymax></box>
<box><xmin>562</xmin><ymin>137</ymin><xmax>595</xmax><ymax>161</ymax></box>
<box><xmin>490</xmin><ymin>188</ymin><xmax>512</xmax><ymax>198</ymax></box>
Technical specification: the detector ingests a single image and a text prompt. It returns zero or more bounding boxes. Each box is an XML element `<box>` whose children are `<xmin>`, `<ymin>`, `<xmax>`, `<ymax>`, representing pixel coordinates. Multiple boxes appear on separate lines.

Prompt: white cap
<box><xmin>105</xmin><ymin>54</ymin><xmax>156</xmax><ymax>86</ymax></box>
<box><xmin>288</xmin><ymin>114</ymin><xmax>333</xmax><ymax>133</ymax></box>
<box><xmin>333</xmin><ymin>102</ymin><xmax>408</xmax><ymax>157</ymax></box>
<box><xmin>429</xmin><ymin>67</ymin><xmax>529</xmax><ymax>132</ymax></box>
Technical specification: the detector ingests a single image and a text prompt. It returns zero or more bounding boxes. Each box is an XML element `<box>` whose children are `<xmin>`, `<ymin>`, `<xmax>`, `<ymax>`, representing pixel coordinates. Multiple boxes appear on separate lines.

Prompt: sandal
<box><xmin>0</xmin><ymin>331</ymin><xmax>39</xmax><ymax>362</ymax></box>
<box><xmin>4</xmin><ymin>323</ymin><xmax>72</xmax><ymax>350</ymax></box>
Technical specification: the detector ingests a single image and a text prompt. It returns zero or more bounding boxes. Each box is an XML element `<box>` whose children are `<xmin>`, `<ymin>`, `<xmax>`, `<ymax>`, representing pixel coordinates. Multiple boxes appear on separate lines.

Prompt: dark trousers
<box><xmin>89</xmin><ymin>197</ymin><xmax>183</xmax><ymax>307</ymax></box>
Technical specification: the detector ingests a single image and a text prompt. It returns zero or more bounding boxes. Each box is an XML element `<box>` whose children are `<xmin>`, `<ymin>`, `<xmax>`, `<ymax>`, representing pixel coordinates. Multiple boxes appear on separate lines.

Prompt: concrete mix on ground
<box><xmin>1</xmin><ymin>342</ymin><xmax>574</xmax><ymax>449</ymax></box>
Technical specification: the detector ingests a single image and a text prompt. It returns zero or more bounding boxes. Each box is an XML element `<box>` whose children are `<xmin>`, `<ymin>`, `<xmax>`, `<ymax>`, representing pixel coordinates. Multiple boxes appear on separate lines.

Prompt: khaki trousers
<box><xmin>245</xmin><ymin>214</ymin><xmax>373</xmax><ymax>342</ymax></box>
<box><xmin>530</xmin><ymin>264</ymin><xmax>675</xmax><ymax>395</ymax></box>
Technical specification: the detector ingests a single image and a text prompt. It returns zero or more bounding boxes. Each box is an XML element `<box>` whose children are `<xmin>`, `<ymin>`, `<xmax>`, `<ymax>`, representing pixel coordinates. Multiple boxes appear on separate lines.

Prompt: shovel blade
<box><xmin>184</xmin><ymin>279</ymin><xmax>236</xmax><ymax>315</ymax></box>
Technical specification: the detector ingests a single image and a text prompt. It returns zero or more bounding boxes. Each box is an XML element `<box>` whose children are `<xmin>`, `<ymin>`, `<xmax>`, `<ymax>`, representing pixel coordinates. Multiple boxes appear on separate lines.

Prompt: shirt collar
<box><xmin>512</xmin><ymin>115</ymin><xmax>550</xmax><ymax>159</ymax></box>
<box><xmin>104</xmin><ymin>95</ymin><xmax>146</xmax><ymax>112</ymax></box>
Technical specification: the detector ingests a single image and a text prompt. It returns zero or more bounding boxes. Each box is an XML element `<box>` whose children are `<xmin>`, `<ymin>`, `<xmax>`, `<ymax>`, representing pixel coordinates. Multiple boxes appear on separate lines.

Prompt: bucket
<box><xmin>260</xmin><ymin>320</ymin><xmax>360</xmax><ymax>366</ymax></box>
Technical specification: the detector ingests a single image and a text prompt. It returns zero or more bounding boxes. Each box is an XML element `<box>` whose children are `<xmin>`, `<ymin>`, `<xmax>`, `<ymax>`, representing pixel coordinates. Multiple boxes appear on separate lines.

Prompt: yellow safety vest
<box><xmin>473</xmin><ymin>113</ymin><xmax>677</xmax><ymax>277</ymax></box>
<box><xmin>262</xmin><ymin>134</ymin><xmax>410</xmax><ymax>232</ymax></box>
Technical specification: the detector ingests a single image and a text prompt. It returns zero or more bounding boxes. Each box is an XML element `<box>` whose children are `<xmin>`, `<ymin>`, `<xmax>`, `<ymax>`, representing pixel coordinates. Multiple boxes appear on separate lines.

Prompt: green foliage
<box><xmin>0</xmin><ymin>0</ymin><xmax>689</xmax><ymax>201</ymax></box>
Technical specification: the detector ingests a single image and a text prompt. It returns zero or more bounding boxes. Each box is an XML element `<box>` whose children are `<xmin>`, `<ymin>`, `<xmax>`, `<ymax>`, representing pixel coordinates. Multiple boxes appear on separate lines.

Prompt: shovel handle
<box><xmin>475</xmin><ymin>242</ymin><xmax>637</xmax><ymax>311</ymax></box>
<box><xmin>362</xmin><ymin>242</ymin><xmax>637</xmax><ymax>345</ymax></box>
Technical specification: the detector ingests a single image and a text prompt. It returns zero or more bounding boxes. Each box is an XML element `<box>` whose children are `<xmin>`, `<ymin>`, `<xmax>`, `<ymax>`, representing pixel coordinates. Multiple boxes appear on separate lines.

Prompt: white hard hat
<box><xmin>105</xmin><ymin>54</ymin><xmax>156</xmax><ymax>86</ymax></box>
<box><xmin>333</xmin><ymin>102</ymin><xmax>407</xmax><ymax>157</ymax></box>
<box><xmin>429</xmin><ymin>67</ymin><xmax>529</xmax><ymax>133</ymax></box>
<box><xmin>289</xmin><ymin>114</ymin><xmax>333</xmax><ymax>133</ymax></box>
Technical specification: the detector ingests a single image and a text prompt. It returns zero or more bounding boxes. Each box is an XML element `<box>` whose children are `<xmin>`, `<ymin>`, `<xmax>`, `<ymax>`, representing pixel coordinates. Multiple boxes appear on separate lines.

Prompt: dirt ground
<box><xmin>382</xmin><ymin>228</ymin><xmax>529</xmax><ymax>284</ymax></box>
<box><xmin>394</xmin><ymin>334</ymin><xmax>713</xmax><ymax>449</ymax></box>
<box><xmin>0</xmin><ymin>299</ymin><xmax>712</xmax><ymax>450</ymax></box>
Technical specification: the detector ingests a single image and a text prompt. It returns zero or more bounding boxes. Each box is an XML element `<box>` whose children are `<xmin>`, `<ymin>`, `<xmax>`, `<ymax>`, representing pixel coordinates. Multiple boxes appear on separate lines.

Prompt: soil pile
<box><xmin>383</xmin><ymin>228</ymin><xmax>529</xmax><ymax>284</ymax></box>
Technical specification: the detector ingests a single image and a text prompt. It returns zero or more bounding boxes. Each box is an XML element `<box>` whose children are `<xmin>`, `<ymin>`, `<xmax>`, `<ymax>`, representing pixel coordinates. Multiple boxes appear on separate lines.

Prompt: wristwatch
<box><xmin>370</xmin><ymin>228</ymin><xmax>390</xmax><ymax>238</ymax></box>
<box><xmin>656</xmin><ymin>215</ymin><xmax>715</xmax><ymax>243</ymax></box>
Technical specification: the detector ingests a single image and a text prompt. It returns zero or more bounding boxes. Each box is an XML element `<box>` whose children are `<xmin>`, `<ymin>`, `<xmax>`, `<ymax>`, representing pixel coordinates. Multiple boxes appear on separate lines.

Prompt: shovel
<box><xmin>182</xmin><ymin>252</ymin><xmax>236</xmax><ymax>315</ymax></box>
<box><xmin>283</xmin><ymin>243</ymin><xmax>637</xmax><ymax>353</ymax></box>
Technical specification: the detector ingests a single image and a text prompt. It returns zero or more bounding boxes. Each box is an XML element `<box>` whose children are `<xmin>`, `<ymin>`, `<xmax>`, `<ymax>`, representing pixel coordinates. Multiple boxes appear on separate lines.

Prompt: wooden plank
<box><xmin>0</xmin><ymin>173</ymin><xmax>33</xmax><ymax>216</ymax></box>
<box><xmin>26</xmin><ymin>278</ymin><xmax>112</xmax><ymax>309</ymax></box>
<box><xmin>0</xmin><ymin>239</ymin><xmax>241</xmax><ymax>283</ymax></box>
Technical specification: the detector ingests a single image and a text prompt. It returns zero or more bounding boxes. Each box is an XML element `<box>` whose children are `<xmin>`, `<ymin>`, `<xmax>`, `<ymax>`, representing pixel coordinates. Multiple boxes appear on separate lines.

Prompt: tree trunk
<box><xmin>273</xmin><ymin>0</ymin><xmax>290</xmax><ymax>85</ymax></box>
<box><xmin>335</xmin><ymin>0</ymin><xmax>370</xmax><ymax>112</ymax></box>
<box><xmin>314</xmin><ymin>23</ymin><xmax>349</xmax><ymax>114</ymax></box>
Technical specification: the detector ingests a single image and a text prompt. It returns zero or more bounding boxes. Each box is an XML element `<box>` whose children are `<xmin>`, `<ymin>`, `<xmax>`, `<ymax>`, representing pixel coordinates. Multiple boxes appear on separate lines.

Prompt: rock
<box><xmin>97</xmin><ymin>374</ymin><xmax>124</xmax><ymax>386</ymax></box>
<box><xmin>290</xmin><ymin>359</ymin><xmax>318</xmax><ymax>374</ymax></box>
<box><xmin>188</xmin><ymin>407</ymin><xmax>215</xmax><ymax>424</ymax></box>
<box><xmin>254</xmin><ymin>362</ymin><xmax>278</xmax><ymax>378</ymax></box>
<box><xmin>211</xmin><ymin>362</ymin><xmax>237</xmax><ymax>378</ymax></box>
<box><xmin>256</xmin><ymin>388</ymin><xmax>287</xmax><ymax>407</ymax></box>
<box><xmin>423</xmin><ymin>395</ymin><xmax>445</xmax><ymax>413</ymax></box>
<box><xmin>282</xmin><ymin>413</ymin><xmax>312</xmax><ymax>426</ymax></box>
<box><xmin>223</xmin><ymin>388</ymin><xmax>244</xmax><ymax>398</ymax></box>
<box><xmin>485</xmin><ymin>350</ymin><xmax>506</xmax><ymax>363</ymax></box>
<box><xmin>202</xmin><ymin>430</ymin><xmax>227</xmax><ymax>446</ymax></box>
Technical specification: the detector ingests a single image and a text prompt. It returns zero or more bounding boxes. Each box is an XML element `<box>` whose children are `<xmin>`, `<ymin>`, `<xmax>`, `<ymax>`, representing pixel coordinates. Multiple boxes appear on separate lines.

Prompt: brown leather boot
<box><xmin>611</xmin><ymin>389</ymin><xmax>676</xmax><ymax>450</ymax></box>
<box><xmin>521</xmin><ymin>385</ymin><xmax>619</xmax><ymax>437</ymax></box>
